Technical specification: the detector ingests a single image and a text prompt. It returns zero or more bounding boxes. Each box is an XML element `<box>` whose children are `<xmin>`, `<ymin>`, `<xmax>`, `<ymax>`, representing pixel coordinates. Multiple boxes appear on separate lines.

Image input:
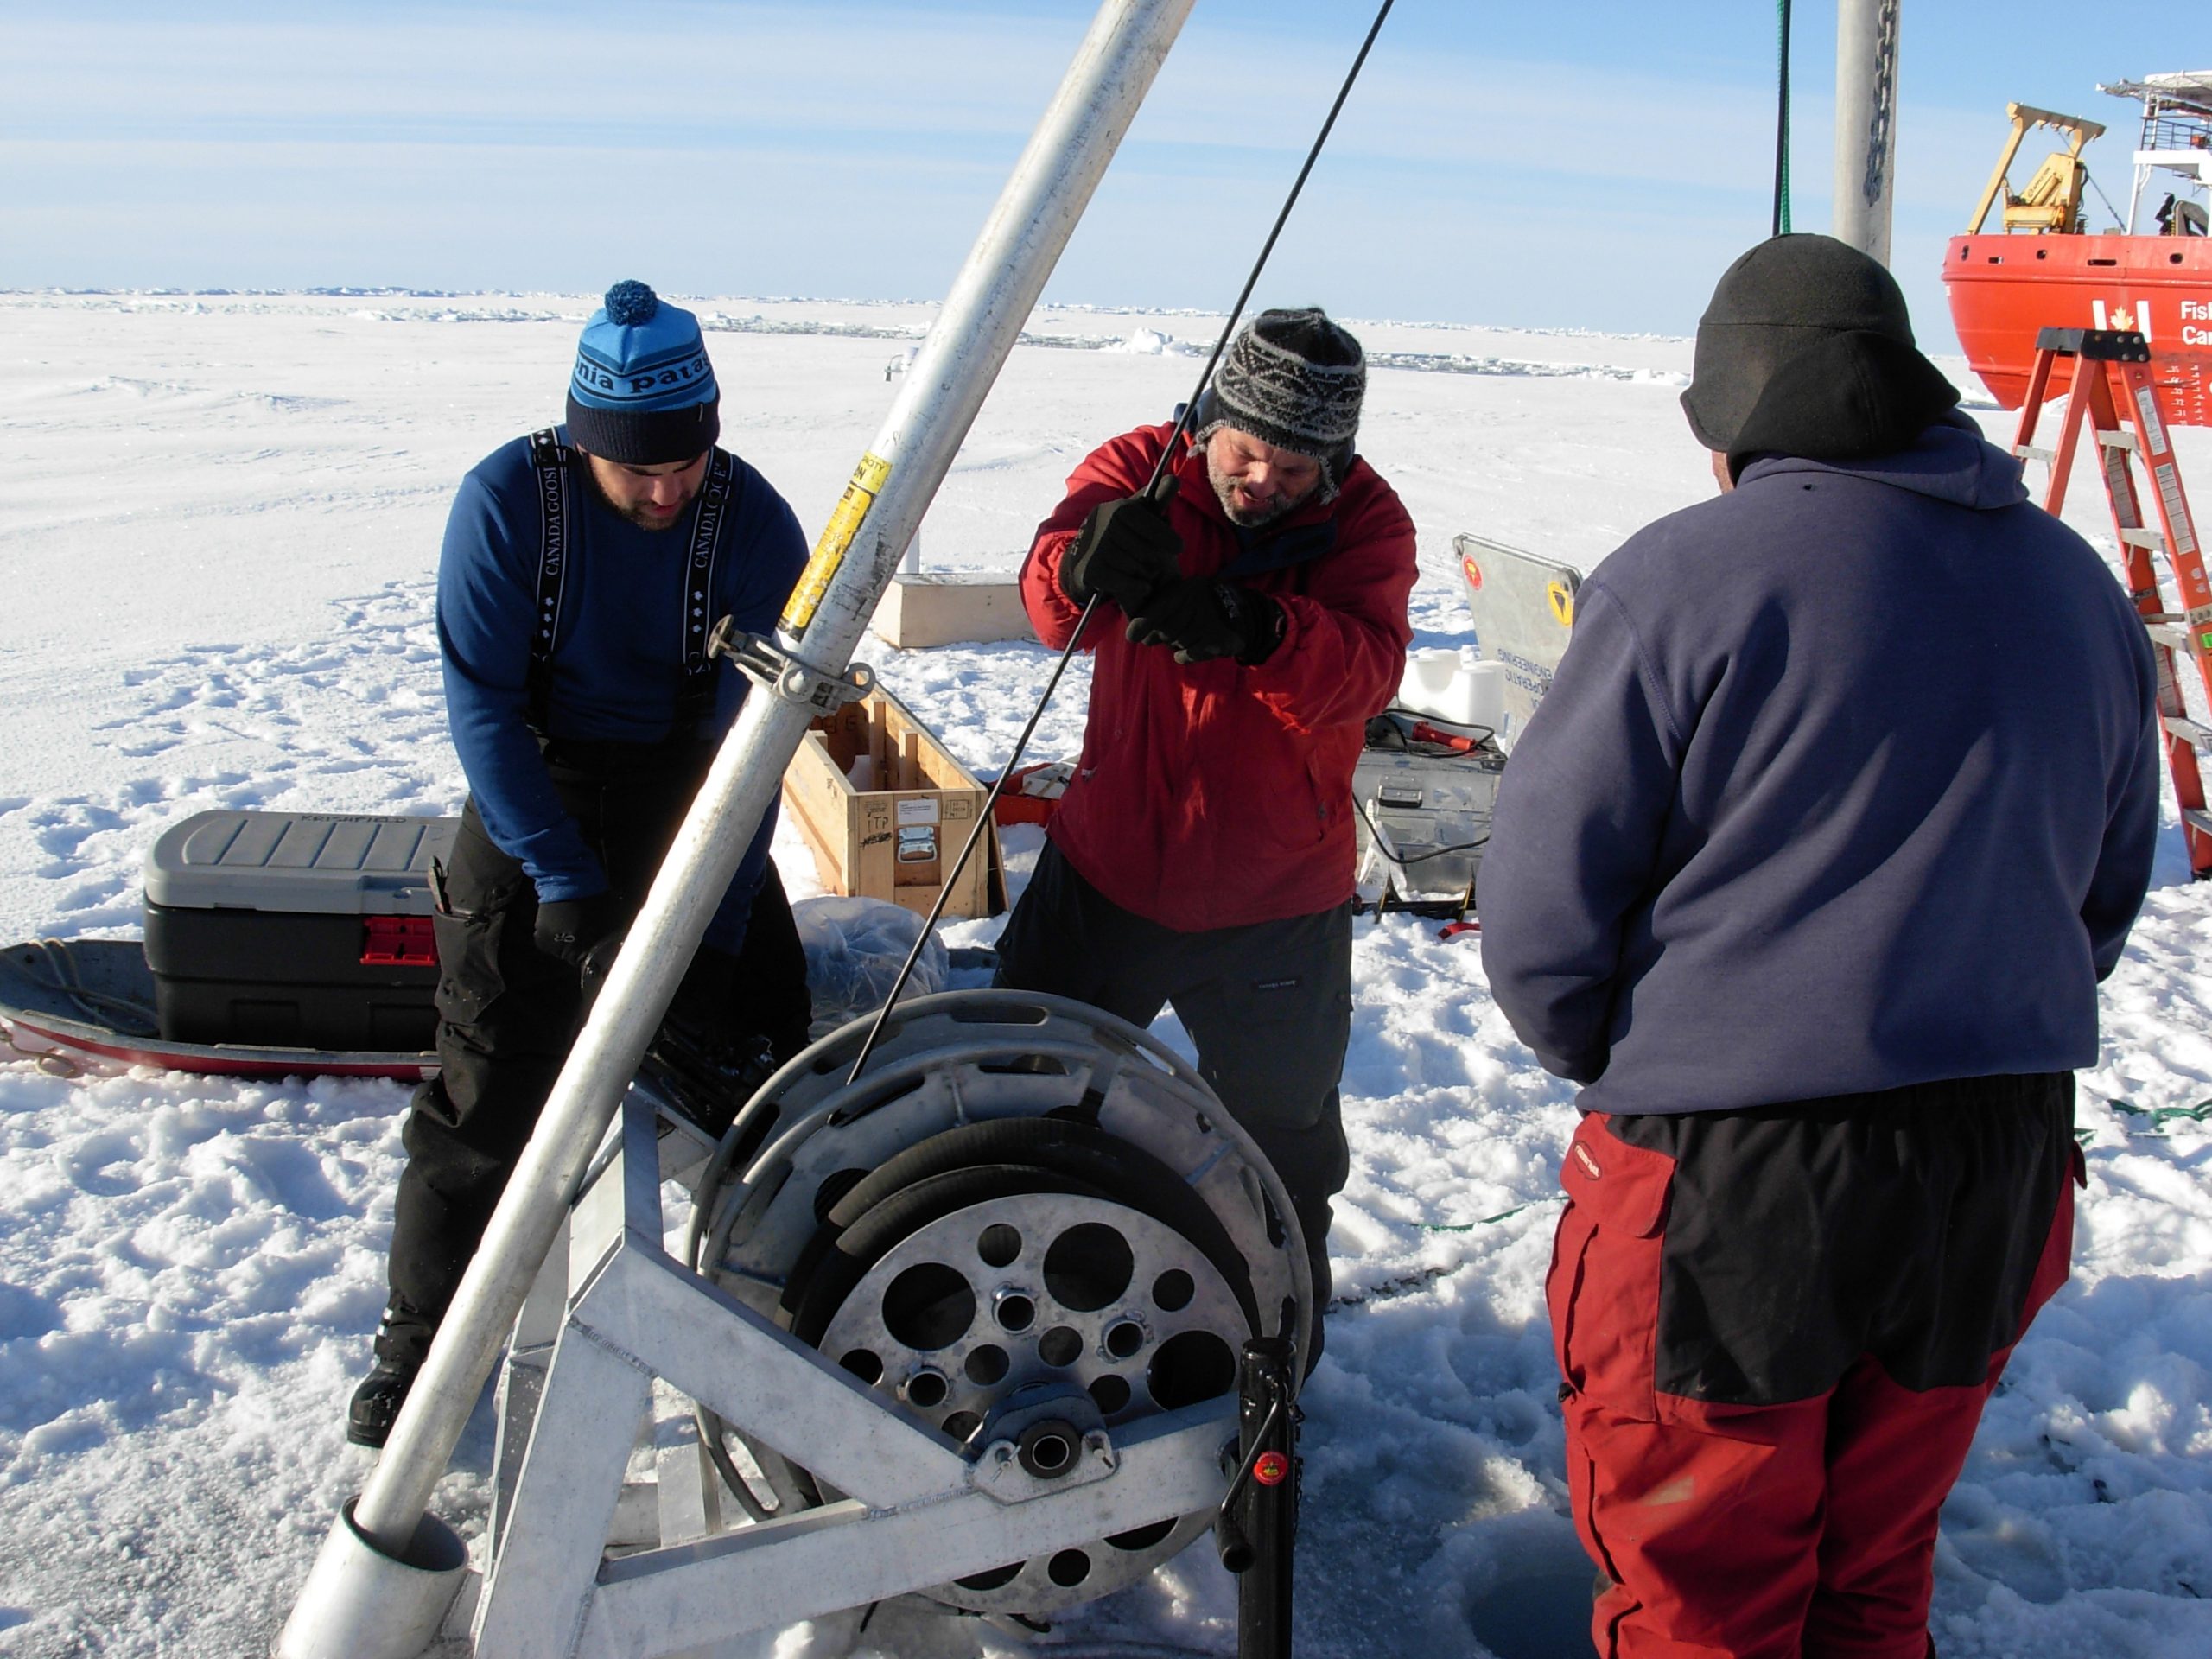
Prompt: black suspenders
<box><xmin>525</xmin><ymin>429</ymin><xmax>570</xmax><ymax>735</ymax></box>
<box><xmin>525</xmin><ymin>429</ymin><xmax>733</xmax><ymax>739</ymax></box>
<box><xmin>674</xmin><ymin>448</ymin><xmax>733</xmax><ymax>730</ymax></box>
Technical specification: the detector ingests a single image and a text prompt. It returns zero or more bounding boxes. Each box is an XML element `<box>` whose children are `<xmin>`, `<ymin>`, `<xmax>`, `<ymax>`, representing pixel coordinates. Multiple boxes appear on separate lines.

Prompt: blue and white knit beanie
<box><xmin>566</xmin><ymin>280</ymin><xmax>721</xmax><ymax>464</ymax></box>
<box><xmin>1195</xmin><ymin>307</ymin><xmax>1365</xmax><ymax>499</ymax></box>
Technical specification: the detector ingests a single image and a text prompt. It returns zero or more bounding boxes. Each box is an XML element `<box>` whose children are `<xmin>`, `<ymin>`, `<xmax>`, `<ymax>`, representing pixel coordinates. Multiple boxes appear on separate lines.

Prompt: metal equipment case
<box><xmin>143</xmin><ymin>810</ymin><xmax>457</xmax><ymax>1050</ymax></box>
<box><xmin>1352</xmin><ymin>738</ymin><xmax>1504</xmax><ymax>908</ymax></box>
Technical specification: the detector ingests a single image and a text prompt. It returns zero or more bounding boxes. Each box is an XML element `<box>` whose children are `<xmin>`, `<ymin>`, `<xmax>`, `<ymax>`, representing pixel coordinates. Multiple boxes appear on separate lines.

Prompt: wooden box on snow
<box><xmin>780</xmin><ymin>687</ymin><xmax>1006</xmax><ymax>919</ymax></box>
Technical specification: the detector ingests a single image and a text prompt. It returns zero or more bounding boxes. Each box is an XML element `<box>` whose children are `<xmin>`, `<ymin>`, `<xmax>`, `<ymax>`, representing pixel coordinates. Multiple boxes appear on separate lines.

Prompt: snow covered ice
<box><xmin>1</xmin><ymin>289</ymin><xmax>2209</xmax><ymax>1657</ymax></box>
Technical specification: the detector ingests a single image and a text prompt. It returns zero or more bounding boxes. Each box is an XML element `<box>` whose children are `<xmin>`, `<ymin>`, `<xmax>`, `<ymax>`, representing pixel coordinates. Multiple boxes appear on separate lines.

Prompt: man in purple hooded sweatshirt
<box><xmin>1479</xmin><ymin>235</ymin><xmax>2160</xmax><ymax>1659</ymax></box>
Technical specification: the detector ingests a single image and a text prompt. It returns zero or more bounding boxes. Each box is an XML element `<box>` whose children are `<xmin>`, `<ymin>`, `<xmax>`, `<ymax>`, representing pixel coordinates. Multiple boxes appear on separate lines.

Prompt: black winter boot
<box><xmin>346</xmin><ymin>1357</ymin><xmax>419</xmax><ymax>1448</ymax></box>
<box><xmin>347</xmin><ymin>1295</ymin><xmax>435</xmax><ymax>1448</ymax></box>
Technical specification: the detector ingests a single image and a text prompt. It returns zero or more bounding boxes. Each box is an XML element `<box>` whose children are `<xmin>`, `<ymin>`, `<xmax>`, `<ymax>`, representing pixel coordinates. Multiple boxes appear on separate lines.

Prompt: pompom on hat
<box><xmin>1194</xmin><ymin>307</ymin><xmax>1366</xmax><ymax>499</ymax></box>
<box><xmin>566</xmin><ymin>280</ymin><xmax>721</xmax><ymax>465</ymax></box>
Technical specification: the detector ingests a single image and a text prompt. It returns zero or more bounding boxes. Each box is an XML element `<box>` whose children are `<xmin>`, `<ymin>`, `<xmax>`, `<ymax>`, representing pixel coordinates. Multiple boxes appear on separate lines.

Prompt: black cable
<box><xmin>1772</xmin><ymin>0</ymin><xmax>1794</xmax><ymax>238</ymax></box>
<box><xmin>843</xmin><ymin>0</ymin><xmax>1399</xmax><ymax>1086</ymax></box>
<box><xmin>1366</xmin><ymin>704</ymin><xmax>1499</xmax><ymax>754</ymax></box>
<box><xmin>1349</xmin><ymin>793</ymin><xmax>1490</xmax><ymax>870</ymax></box>
<box><xmin>2085</xmin><ymin>169</ymin><xmax>2128</xmax><ymax>234</ymax></box>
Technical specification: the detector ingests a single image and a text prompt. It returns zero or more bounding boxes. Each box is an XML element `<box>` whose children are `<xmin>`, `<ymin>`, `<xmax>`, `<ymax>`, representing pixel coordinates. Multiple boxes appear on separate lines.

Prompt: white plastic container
<box><xmin>1395</xmin><ymin>646</ymin><xmax>1508</xmax><ymax>733</ymax></box>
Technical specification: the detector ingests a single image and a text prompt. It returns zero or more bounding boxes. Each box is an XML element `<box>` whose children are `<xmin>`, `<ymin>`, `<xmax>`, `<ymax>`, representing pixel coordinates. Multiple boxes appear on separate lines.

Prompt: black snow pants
<box><xmin>992</xmin><ymin>840</ymin><xmax>1354</xmax><ymax>1338</ymax></box>
<box><xmin>380</xmin><ymin>741</ymin><xmax>812</xmax><ymax>1367</ymax></box>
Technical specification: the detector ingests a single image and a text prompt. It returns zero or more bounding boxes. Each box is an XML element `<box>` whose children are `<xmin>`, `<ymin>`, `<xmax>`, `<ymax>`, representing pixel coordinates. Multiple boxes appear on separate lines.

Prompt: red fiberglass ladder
<box><xmin>2013</xmin><ymin>327</ymin><xmax>2212</xmax><ymax>880</ymax></box>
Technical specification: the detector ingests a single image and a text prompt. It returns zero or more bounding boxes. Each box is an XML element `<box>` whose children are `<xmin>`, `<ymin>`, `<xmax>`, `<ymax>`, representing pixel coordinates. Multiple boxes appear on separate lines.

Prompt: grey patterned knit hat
<box><xmin>1196</xmin><ymin>307</ymin><xmax>1365</xmax><ymax>499</ymax></box>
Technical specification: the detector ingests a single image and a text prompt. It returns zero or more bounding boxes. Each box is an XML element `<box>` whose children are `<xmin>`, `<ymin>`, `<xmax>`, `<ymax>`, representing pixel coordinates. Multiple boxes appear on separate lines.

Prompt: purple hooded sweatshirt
<box><xmin>1477</xmin><ymin>413</ymin><xmax>2161</xmax><ymax>1116</ymax></box>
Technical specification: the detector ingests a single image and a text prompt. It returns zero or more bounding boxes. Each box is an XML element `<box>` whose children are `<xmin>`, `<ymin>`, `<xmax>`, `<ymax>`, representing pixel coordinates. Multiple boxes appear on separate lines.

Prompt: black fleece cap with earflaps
<box><xmin>1682</xmin><ymin>234</ymin><xmax>1960</xmax><ymax>474</ymax></box>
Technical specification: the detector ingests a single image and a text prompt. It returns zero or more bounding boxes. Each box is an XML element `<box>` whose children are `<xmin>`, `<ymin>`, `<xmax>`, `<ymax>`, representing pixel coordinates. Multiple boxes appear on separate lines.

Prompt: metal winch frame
<box><xmin>456</xmin><ymin>990</ymin><xmax>1310</xmax><ymax>1656</ymax></box>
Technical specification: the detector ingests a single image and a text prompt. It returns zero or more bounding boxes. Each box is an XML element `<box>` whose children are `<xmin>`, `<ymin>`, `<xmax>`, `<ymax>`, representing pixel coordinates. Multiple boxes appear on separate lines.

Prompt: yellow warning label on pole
<box><xmin>780</xmin><ymin>451</ymin><xmax>893</xmax><ymax>636</ymax></box>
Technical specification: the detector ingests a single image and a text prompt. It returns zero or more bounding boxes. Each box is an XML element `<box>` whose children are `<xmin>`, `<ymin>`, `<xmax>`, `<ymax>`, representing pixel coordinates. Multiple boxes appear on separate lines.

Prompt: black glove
<box><xmin>533</xmin><ymin>891</ymin><xmax>626</xmax><ymax>971</ymax></box>
<box><xmin>650</xmin><ymin>947</ymin><xmax>779</xmax><ymax>1135</ymax></box>
<box><xmin>1125</xmin><ymin>577</ymin><xmax>1286</xmax><ymax>666</ymax></box>
<box><xmin>1058</xmin><ymin>474</ymin><xmax>1183</xmax><ymax>611</ymax></box>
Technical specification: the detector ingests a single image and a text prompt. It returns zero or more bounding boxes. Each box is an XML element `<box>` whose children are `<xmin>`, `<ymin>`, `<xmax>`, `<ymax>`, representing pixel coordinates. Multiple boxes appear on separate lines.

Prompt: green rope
<box><xmin>1419</xmin><ymin>1202</ymin><xmax>1536</xmax><ymax>1234</ymax></box>
<box><xmin>1772</xmin><ymin>0</ymin><xmax>1794</xmax><ymax>236</ymax></box>
<box><xmin>1330</xmin><ymin>1199</ymin><xmax>1556</xmax><ymax>1313</ymax></box>
<box><xmin>2107</xmin><ymin>1098</ymin><xmax>2212</xmax><ymax>1130</ymax></box>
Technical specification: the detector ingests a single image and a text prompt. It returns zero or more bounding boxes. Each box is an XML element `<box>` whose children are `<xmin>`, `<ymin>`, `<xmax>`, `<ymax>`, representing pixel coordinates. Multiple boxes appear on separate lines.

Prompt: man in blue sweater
<box><xmin>1478</xmin><ymin>237</ymin><xmax>2159</xmax><ymax>1658</ymax></box>
<box><xmin>349</xmin><ymin>282</ymin><xmax>811</xmax><ymax>1447</ymax></box>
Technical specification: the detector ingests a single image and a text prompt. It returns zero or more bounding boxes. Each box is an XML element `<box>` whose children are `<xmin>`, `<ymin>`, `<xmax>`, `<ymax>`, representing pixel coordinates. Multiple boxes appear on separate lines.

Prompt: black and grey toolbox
<box><xmin>143</xmin><ymin>810</ymin><xmax>458</xmax><ymax>1050</ymax></box>
<box><xmin>1352</xmin><ymin>715</ymin><xmax>1505</xmax><ymax>913</ymax></box>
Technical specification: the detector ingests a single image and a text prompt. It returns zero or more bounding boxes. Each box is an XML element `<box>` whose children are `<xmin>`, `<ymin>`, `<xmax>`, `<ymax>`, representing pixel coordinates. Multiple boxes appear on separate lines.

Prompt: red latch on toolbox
<box><xmin>361</xmin><ymin>915</ymin><xmax>438</xmax><ymax>967</ymax></box>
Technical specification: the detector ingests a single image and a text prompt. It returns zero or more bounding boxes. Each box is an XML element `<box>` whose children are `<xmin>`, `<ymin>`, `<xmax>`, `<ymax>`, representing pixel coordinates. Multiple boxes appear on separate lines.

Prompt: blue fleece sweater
<box><xmin>435</xmin><ymin>430</ymin><xmax>807</xmax><ymax>950</ymax></box>
<box><xmin>1477</xmin><ymin>415</ymin><xmax>2160</xmax><ymax>1115</ymax></box>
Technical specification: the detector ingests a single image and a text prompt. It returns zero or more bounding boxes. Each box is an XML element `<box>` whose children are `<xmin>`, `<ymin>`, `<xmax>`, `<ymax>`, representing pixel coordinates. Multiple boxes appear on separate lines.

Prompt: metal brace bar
<box><xmin>707</xmin><ymin>616</ymin><xmax>875</xmax><ymax>715</ymax></box>
<box><xmin>575</xmin><ymin>1403</ymin><xmax>1232</xmax><ymax>1659</ymax></box>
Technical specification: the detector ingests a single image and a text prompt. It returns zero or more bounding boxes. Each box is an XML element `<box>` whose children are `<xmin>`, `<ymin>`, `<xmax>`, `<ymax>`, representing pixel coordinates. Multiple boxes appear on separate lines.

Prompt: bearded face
<box><xmin>579</xmin><ymin>448</ymin><xmax>710</xmax><ymax>531</ymax></box>
<box><xmin>1204</xmin><ymin>428</ymin><xmax>1323</xmax><ymax>528</ymax></box>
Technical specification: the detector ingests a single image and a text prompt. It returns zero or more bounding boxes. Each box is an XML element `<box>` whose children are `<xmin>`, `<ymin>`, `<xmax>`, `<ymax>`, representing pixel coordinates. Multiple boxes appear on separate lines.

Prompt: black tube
<box><xmin>1771</xmin><ymin>0</ymin><xmax>1794</xmax><ymax>238</ymax></box>
<box><xmin>1220</xmin><ymin>1336</ymin><xmax>1300</xmax><ymax>1659</ymax></box>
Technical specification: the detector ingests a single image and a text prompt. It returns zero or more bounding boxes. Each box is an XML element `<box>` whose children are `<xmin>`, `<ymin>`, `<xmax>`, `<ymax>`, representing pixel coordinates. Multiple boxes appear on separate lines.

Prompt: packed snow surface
<box><xmin>1</xmin><ymin>291</ymin><xmax>2209</xmax><ymax>1657</ymax></box>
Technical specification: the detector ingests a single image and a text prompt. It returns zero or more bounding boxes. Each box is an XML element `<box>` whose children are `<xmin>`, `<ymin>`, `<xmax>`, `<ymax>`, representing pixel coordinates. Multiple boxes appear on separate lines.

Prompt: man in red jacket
<box><xmin>997</xmin><ymin>308</ymin><xmax>1417</xmax><ymax>1339</ymax></box>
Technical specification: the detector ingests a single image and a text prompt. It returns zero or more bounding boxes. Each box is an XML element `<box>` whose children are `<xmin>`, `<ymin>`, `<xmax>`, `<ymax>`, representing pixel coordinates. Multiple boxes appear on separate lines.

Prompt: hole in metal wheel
<box><xmin>976</xmin><ymin>1223</ymin><xmax>1022</xmax><ymax>1268</ymax></box>
<box><xmin>995</xmin><ymin>1292</ymin><xmax>1035</xmax><ymax>1332</ymax></box>
<box><xmin>957</xmin><ymin>1562</ymin><xmax>1023</xmax><ymax>1592</ymax></box>
<box><xmin>1151</xmin><ymin>1268</ymin><xmax>1194</xmax><ymax>1312</ymax></box>
<box><xmin>881</xmin><ymin>1262</ymin><xmax>976</xmax><ymax>1351</ymax></box>
<box><xmin>1047</xmin><ymin>1549</ymin><xmax>1092</xmax><ymax>1587</ymax></box>
<box><xmin>1104</xmin><ymin>1319</ymin><xmax>1144</xmax><ymax>1360</ymax></box>
<box><xmin>1106</xmin><ymin>1518</ymin><xmax>1177</xmax><ymax>1551</ymax></box>
<box><xmin>1147</xmin><ymin>1329</ymin><xmax>1237</xmax><ymax>1410</ymax></box>
<box><xmin>1088</xmin><ymin>1374</ymin><xmax>1131</xmax><ymax>1415</ymax></box>
<box><xmin>978</xmin><ymin>1055</ymin><xmax>1070</xmax><ymax>1075</ymax></box>
<box><xmin>812</xmin><ymin>1168</ymin><xmax>868</xmax><ymax>1223</ymax></box>
<box><xmin>1037</xmin><ymin>1325</ymin><xmax>1081</xmax><ymax>1368</ymax></box>
<box><xmin>943</xmin><ymin>1409</ymin><xmax>982</xmax><ymax>1442</ymax></box>
<box><xmin>964</xmin><ymin>1344</ymin><xmax>1010</xmax><ymax>1386</ymax></box>
<box><xmin>950</xmin><ymin>1002</ymin><xmax>1050</xmax><ymax>1025</ymax></box>
<box><xmin>1043</xmin><ymin>1222</ymin><xmax>1135</xmax><ymax>1312</ymax></box>
<box><xmin>1028</xmin><ymin>1432</ymin><xmax>1071</xmax><ymax>1471</ymax></box>
<box><xmin>905</xmin><ymin>1369</ymin><xmax>949</xmax><ymax>1408</ymax></box>
<box><xmin>837</xmin><ymin>1349</ymin><xmax>883</xmax><ymax>1385</ymax></box>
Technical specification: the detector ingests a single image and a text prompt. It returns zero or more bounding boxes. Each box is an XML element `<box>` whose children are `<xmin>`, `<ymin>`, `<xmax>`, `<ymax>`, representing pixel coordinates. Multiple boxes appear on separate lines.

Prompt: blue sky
<box><xmin>0</xmin><ymin>1</ymin><xmax>2189</xmax><ymax>343</ymax></box>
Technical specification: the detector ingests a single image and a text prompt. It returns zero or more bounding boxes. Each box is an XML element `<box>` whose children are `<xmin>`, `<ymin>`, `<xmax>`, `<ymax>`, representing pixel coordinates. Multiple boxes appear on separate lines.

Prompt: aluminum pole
<box><xmin>1832</xmin><ymin>0</ymin><xmax>1902</xmax><ymax>264</ymax></box>
<box><xmin>283</xmin><ymin>0</ymin><xmax>1195</xmax><ymax>1633</ymax></box>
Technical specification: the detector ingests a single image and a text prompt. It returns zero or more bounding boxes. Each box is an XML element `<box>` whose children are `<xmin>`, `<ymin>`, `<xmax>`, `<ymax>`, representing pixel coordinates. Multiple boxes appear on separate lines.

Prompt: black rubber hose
<box><xmin>782</xmin><ymin>1116</ymin><xmax>1261</xmax><ymax>1336</ymax></box>
<box><xmin>785</xmin><ymin>1163</ymin><xmax>1116</xmax><ymax>1344</ymax></box>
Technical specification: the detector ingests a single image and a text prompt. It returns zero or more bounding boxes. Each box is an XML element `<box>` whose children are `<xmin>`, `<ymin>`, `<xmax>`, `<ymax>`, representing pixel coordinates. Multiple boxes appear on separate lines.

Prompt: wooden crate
<box><xmin>780</xmin><ymin>686</ymin><xmax>1007</xmax><ymax>919</ymax></box>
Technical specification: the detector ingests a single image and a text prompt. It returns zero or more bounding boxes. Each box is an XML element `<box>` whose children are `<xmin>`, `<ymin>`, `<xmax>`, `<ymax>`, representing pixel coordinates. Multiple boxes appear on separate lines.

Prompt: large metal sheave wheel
<box><xmin>686</xmin><ymin>989</ymin><xmax>1313</xmax><ymax>1618</ymax></box>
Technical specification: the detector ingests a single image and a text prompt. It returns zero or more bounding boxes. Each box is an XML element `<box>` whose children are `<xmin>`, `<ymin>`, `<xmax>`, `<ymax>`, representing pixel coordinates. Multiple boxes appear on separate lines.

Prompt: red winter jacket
<box><xmin>1020</xmin><ymin>421</ymin><xmax>1417</xmax><ymax>931</ymax></box>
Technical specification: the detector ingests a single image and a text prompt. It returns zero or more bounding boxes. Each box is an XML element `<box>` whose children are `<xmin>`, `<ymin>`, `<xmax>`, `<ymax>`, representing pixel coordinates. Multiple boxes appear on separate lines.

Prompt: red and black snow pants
<box><xmin>1548</xmin><ymin>1073</ymin><xmax>2082</xmax><ymax>1659</ymax></box>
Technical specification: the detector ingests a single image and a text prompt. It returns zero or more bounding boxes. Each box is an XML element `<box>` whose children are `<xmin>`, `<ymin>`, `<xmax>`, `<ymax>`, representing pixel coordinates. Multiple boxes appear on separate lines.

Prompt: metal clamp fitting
<box><xmin>970</xmin><ymin>1387</ymin><xmax>1116</xmax><ymax>1505</ymax></box>
<box><xmin>708</xmin><ymin>617</ymin><xmax>874</xmax><ymax>714</ymax></box>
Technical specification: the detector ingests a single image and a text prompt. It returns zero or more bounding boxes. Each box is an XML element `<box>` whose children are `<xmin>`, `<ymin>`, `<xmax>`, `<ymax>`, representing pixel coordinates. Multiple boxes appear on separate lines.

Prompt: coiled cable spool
<box><xmin>683</xmin><ymin>989</ymin><xmax>1313</xmax><ymax>1617</ymax></box>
